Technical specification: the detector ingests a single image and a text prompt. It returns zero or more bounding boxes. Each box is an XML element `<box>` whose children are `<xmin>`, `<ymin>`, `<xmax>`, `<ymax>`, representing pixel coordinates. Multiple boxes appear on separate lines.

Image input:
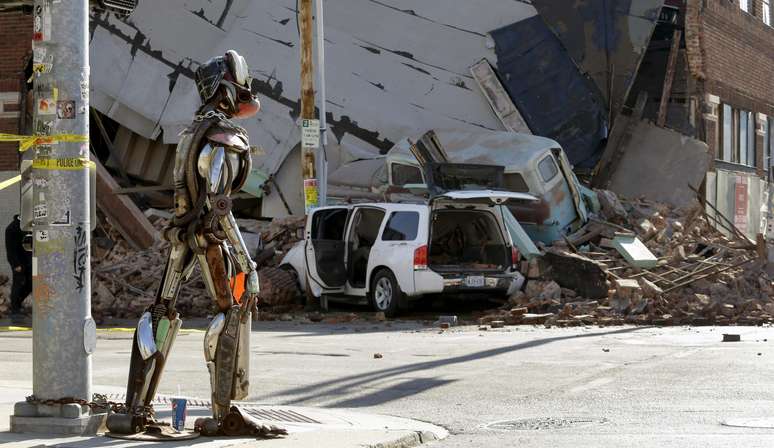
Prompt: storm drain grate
<box><xmin>243</xmin><ymin>408</ymin><xmax>321</xmax><ymax>424</ymax></box>
<box><xmin>484</xmin><ymin>417</ymin><xmax>608</xmax><ymax>431</ymax></box>
<box><xmin>99</xmin><ymin>392</ymin><xmax>321</xmax><ymax>424</ymax></box>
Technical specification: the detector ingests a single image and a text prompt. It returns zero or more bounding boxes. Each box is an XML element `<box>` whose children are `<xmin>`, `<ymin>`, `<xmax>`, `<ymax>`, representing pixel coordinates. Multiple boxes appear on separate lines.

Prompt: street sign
<box><xmin>301</xmin><ymin>119</ymin><xmax>320</xmax><ymax>149</ymax></box>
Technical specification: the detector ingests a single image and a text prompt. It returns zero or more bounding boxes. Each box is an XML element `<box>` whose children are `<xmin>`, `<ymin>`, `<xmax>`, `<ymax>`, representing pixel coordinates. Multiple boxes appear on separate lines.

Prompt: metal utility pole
<box><xmin>314</xmin><ymin>0</ymin><xmax>327</xmax><ymax>207</ymax></box>
<box><xmin>299</xmin><ymin>0</ymin><xmax>319</xmax><ymax>213</ymax></box>
<box><xmin>11</xmin><ymin>0</ymin><xmax>101</xmax><ymax>434</ymax></box>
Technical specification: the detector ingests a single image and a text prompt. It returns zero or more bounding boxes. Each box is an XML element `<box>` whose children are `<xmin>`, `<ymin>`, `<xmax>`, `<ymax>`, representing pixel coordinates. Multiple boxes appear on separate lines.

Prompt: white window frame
<box><xmin>722</xmin><ymin>104</ymin><xmax>733</xmax><ymax>162</ymax></box>
<box><xmin>740</xmin><ymin>0</ymin><xmax>749</xmax><ymax>13</ymax></box>
<box><xmin>719</xmin><ymin>104</ymin><xmax>756</xmax><ymax>168</ymax></box>
<box><xmin>767</xmin><ymin>117</ymin><xmax>774</xmax><ymax>180</ymax></box>
<box><xmin>764</xmin><ymin>0</ymin><xmax>772</xmax><ymax>26</ymax></box>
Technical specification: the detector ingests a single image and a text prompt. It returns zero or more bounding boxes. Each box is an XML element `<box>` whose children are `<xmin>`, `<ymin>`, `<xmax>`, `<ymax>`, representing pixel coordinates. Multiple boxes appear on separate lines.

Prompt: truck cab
<box><xmin>327</xmin><ymin>130</ymin><xmax>599</xmax><ymax>245</ymax></box>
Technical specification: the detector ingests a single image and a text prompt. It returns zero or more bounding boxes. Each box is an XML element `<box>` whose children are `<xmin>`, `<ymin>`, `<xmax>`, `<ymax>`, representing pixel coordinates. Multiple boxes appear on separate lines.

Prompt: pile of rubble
<box><xmin>478</xmin><ymin>190</ymin><xmax>772</xmax><ymax>328</ymax></box>
<box><xmin>91</xmin><ymin>213</ymin><xmax>305</xmax><ymax>322</ymax></box>
<box><xmin>91</xmin><ymin>215</ymin><xmax>201</xmax><ymax>321</ymax></box>
<box><xmin>0</xmin><ymin>274</ymin><xmax>12</xmax><ymax>317</ymax></box>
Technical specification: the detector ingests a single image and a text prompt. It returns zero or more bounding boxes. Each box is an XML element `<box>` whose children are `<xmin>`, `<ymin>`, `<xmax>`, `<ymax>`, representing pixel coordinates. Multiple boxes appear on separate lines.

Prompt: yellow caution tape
<box><xmin>0</xmin><ymin>132</ymin><xmax>88</xmax><ymax>152</ymax></box>
<box><xmin>95</xmin><ymin>327</ymin><xmax>204</xmax><ymax>334</ymax></box>
<box><xmin>0</xmin><ymin>175</ymin><xmax>21</xmax><ymax>191</ymax></box>
<box><xmin>0</xmin><ymin>325</ymin><xmax>203</xmax><ymax>333</ymax></box>
<box><xmin>33</xmin><ymin>157</ymin><xmax>95</xmax><ymax>170</ymax></box>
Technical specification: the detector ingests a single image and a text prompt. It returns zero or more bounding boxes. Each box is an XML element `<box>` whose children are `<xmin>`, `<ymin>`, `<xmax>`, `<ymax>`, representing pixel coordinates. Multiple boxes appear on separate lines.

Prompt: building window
<box><xmin>764</xmin><ymin>0</ymin><xmax>772</xmax><ymax>25</ymax></box>
<box><xmin>720</xmin><ymin>104</ymin><xmax>756</xmax><ymax>167</ymax></box>
<box><xmin>740</xmin><ymin>0</ymin><xmax>749</xmax><ymax>13</ymax></box>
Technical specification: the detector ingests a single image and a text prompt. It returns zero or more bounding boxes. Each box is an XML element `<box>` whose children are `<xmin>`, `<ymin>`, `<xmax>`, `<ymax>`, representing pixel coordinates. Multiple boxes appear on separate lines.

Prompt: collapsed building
<box><xmin>0</xmin><ymin>0</ymin><xmax>772</xmax><ymax>315</ymax></box>
<box><xmin>81</xmin><ymin>0</ymin><xmax>772</xmax><ymax>245</ymax></box>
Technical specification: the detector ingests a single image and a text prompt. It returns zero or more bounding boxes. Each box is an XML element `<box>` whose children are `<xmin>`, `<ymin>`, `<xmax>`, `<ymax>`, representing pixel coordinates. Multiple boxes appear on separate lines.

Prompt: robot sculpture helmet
<box><xmin>194</xmin><ymin>49</ymin><xmax>261</xmax><ymax>119</ymax></box>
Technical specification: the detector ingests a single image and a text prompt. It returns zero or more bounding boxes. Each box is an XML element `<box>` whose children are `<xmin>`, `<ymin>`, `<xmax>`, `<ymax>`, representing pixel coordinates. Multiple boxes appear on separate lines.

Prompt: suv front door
<box><xmin>305</xmin><ymin>206</ymin><xmax>350</xmax><ymax>292</ymax></box>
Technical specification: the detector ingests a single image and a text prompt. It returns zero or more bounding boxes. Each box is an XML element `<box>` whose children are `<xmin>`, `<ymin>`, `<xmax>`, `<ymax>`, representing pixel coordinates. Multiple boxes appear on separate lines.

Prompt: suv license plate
<box><xmin>465</xmin><ymin>276</ymin><xmax>485</xmax><ymax>287</ymax></box>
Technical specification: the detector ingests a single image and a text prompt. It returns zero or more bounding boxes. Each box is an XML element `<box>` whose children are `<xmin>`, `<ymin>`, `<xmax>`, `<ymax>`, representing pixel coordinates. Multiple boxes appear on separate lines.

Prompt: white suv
<box><xmin>280</xmin><ymin>190</ymin><xmax>537</xmax><ymax>316</ymax></box>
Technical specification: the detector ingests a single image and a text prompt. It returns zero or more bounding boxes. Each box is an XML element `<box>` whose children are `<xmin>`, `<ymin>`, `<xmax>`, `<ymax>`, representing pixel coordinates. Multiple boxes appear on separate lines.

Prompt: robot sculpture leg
<box><xmin>106</xmin><ymin>240</ymin><xmax>194</xmax><ymax>434</ymax></box>
<box><xmin>107</xmin><ymin>235</ymin><xmax>256</xmax><ymax>435</ymax></box>
<box><xmin>198</xmin><ymin>239</ymin><xmax>253</xmax><ymax>434</ymax></box>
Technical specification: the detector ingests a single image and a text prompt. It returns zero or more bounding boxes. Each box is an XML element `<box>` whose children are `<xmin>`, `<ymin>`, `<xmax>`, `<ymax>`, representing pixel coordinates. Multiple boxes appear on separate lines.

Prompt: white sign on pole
<box><xmin>301</xmin><ymin>119</ymin><xmax>320</xmax><ymax>149</ymax></box>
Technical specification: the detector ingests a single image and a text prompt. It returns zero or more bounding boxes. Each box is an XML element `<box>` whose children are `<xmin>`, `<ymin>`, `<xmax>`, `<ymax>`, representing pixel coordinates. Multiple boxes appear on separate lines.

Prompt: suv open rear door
<box><xmin>409</xmin><ymin>130</ymin><xmax>506</xmax><ymax>196</ymax></box>
<box><xmin>431</xmin><ymin>190</ymin><xmax>538</xmax><ymax>205</ymax></box>
<box><xmin>305</xmin><ymin>206</ymin><xmax>350</xmax><ymax>292</ymax></box>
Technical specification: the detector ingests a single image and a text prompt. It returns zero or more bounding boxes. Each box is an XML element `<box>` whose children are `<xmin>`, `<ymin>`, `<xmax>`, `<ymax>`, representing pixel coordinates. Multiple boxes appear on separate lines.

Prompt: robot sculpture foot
<box><xmin>195</xmin><ymin>407</ymin><xmax>288</xmax><ymax>437</ymax></box>
<box><xmin>196</xmin><ymin>301</ymin><xmax>287</xmax><ymax>437</ymax></box>
<box><xmin>106</xmin><ymin>305</ymin><xmax>182</xmax><ymax>434</ymax></box>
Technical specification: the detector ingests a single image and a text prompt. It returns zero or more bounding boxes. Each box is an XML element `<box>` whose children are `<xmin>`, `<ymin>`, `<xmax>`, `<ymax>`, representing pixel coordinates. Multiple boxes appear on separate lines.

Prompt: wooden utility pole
<box><xmin>657</xmin><ymin>29</ymin><xmax>682</xmax><ymax>127</ymax></box>
<box><xmin>299</xmin><ymin>0</ymin><xmax>319</xmax><ymax>213</ymax></box>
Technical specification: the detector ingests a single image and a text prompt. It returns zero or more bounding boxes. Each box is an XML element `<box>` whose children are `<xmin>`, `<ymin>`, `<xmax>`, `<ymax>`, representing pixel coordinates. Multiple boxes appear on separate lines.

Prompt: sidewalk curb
<box><xmin>367</xmin><ymin>430</ymin><xmax>438</xmax><ymax>448</ymax></box>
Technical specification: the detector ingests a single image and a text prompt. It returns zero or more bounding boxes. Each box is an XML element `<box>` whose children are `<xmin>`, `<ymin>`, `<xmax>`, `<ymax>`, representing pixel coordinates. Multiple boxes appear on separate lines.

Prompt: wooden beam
<box><xmin>91</xmin><ymin>108</ymin><xmax>131</xmax><ymax>184</ymax></box>
<box><xmin>93</xmin><ymin>157</ymin><xmax>157</xmax><ymax>250</ymax></box>
<box><xmin>114</xmin><ymin>184</ymin><xmax>174</xmax><ymax>195</ymax></box>
<box><xmin>470</xmin><ymin>59</ymin><xmax>531</xmax><ymax>133</ymax></box>
<box><xmin>657</xmin><ymin>29</ymin><xmax>682</xmax><ymax>127</ymax></box>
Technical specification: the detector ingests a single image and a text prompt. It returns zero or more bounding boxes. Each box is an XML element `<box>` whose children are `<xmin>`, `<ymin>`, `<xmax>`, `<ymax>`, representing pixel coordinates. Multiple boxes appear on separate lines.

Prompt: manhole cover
<box><xmin>484</xmin><ymin>417</ymin><xmax>608</xmax><ymax>431</ymax></box>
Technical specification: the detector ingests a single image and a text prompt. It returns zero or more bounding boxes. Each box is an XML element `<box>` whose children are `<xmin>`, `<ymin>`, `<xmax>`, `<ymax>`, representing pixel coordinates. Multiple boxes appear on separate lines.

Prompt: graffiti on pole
<box><xmin>73</xmin><ymin>224</ymin><xmax>88</xmax><ymax>291</ymax></box>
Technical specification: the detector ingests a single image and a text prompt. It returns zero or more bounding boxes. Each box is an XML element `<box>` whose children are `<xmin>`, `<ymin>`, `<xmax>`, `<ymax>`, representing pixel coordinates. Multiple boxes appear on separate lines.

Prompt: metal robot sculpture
<box><xmin>107</xmin><ymin>50</ymin><xmax>267</xmax><ymax>435</ymax></box>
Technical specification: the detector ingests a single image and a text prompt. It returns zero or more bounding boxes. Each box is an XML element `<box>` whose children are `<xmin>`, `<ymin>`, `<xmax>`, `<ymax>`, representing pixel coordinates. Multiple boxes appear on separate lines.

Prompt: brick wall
<box><xmin>701</xmin><ymin>0</ymin><xmax>774</xmax><ymax>115</ymax></box>
<box><xmin>0</xmin><ymin>10</ymin><xmax>32</xmax><ymax>171</ymax></box>
<box><xmin>694</xmin><ymin>0</ymin><xmax>774</xmax><ymax>175</ymax></box>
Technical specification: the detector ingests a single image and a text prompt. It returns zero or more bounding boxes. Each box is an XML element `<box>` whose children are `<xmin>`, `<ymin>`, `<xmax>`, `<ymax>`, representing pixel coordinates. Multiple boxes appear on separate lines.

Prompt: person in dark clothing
<box><xmin>5</xmin><ymin>215</ymin><xmax>32</xmax><ymax>316</ymax></box>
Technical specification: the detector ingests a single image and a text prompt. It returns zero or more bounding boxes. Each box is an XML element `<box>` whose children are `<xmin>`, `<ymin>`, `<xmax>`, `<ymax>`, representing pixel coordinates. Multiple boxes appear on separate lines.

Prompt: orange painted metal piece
<box><xmin>230</xmin><ymin>272</ymin><xmax>246</xmax><ymax>304</ymax></box>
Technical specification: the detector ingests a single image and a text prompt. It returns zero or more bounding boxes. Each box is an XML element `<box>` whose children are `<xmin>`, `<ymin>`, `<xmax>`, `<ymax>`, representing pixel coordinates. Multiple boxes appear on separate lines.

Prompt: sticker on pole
<box><xmin>304</xmin><ymin>178</ymin><xmax>319</xmax><ymax>212</ymax></box>
<box><xmin>57</xmin><ymin>100</ymin><xmax>76</xmax><ymax>119</ymax></box>
<box><xmin>301</xmin><ymin>119</ymin><xmax>320</xmax><ymax>149</ymax></box>
<box><xmin>33</xmin><ymin>203</ymin><xmax>48</xmax><ymax>220</ymax></box>
<box><xmin>37</xmin><ymin>98</ymin><xmax>56</xmax><ymax>115</ymax></box>
<box><xmin>35</xmin><ymin>230</ymin><xmax>49</xmax><ymax>242</ymax></box>
<box><xmin>33</xmin><ymin>4</ymin><xmax>52</xmax><ymax>42</ymax></box>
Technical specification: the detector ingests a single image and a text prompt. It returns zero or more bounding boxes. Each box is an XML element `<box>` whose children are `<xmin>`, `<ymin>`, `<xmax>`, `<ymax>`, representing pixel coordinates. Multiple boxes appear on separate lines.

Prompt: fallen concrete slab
<box><xmin>544</xmin><ymin>249</ymin><xmax>609</xmax><ymax>299</ymax></box>
<box><xmin>605</xmin><ymin>120</ymin><xmax>711</xmax><ymax>208</ymax></box>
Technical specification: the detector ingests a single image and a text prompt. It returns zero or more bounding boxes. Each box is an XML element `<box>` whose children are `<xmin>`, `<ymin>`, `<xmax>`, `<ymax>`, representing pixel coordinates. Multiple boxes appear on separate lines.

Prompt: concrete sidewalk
<box><xmin>0</xmin><ymin>385</ymin><xmax>447</xmax><ymax>448</ymax></box>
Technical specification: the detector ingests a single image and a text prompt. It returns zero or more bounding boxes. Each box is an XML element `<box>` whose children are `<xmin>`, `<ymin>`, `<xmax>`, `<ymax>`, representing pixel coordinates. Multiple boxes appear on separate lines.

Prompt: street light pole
<box><xmin>11</xmin><ymin>0</ymin><xmax>100</xmax><ymax>435</ymax></box>
<box><xmin>315</xmin><ymin>0</ymin><xmax>327</xmax><ymax>207</ymax></box>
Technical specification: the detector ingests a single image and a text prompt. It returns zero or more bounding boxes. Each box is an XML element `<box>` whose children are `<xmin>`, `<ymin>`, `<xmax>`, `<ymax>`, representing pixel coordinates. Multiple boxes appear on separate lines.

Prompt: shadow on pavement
<box><xmin>261</xmin><ymin>326</ymin><xmax>649</xmax><ymax>407</ymax></box>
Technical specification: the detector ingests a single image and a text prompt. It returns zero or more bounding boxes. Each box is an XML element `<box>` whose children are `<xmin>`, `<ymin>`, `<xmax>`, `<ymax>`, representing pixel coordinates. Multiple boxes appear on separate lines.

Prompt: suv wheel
<box><xmin>370</xmin><ymin>269</ymin><xmax>401</xmax><ymax>317</ymax></box>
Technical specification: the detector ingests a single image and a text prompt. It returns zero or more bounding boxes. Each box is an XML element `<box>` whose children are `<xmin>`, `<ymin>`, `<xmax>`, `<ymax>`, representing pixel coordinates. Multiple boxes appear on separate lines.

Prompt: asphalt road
<box><xmin>2</xmin><ymin>321</ymin><xmax>774</xmax><ymax>447</ymax></box>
